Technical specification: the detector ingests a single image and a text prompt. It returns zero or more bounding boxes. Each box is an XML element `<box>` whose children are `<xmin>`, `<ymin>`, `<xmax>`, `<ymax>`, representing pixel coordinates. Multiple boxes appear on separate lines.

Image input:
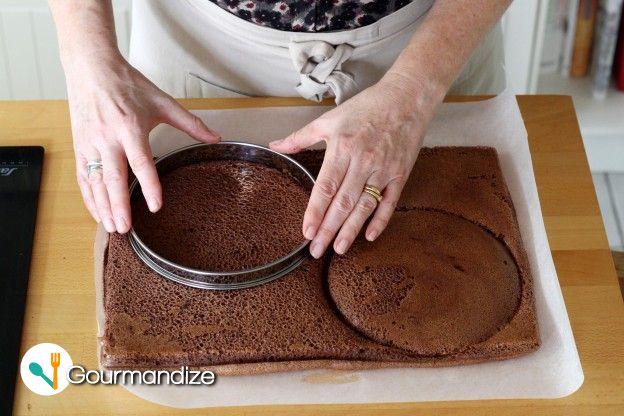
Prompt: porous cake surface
<box><xmin>328</xmin><ymin>209</ymin><xmax>521</xmax><ymax>356</ymax></box>
<box><xmin>101</xmin><ymin>147</ymin><xmax>540</xmax><ymax>374</ymax></box>
<box><xmin>102</xmin><ymin>246</ymin><xmax>415</xmax><ymax>368</ymax></box>
<box><xmin>131</xmin><ymin>160</ymin><xmax>309</xmax><ymax>271</ymax></box>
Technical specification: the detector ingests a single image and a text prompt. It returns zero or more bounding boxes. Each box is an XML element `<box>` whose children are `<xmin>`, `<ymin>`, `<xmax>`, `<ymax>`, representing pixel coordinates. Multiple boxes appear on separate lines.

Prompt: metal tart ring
<box><xmin>127</xmin><ymin>142</ymin><xmax>315</xmax><ymax>291</ymax></box>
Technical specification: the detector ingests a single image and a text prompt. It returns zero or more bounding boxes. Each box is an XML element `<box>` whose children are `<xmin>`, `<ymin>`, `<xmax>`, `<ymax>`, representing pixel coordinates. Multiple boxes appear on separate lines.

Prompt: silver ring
<box><xmin>86</xmin><ymin>159</ymin><xmax>103</xmax><ymax>178</ymax></box>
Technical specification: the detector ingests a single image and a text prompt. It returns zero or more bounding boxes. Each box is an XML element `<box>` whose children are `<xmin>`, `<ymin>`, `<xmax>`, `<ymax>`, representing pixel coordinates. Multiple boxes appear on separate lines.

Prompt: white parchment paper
<box><xmin>97</xmin><ymin>93</ymin><xmax>583</xmax><ymax>407</ymax></box>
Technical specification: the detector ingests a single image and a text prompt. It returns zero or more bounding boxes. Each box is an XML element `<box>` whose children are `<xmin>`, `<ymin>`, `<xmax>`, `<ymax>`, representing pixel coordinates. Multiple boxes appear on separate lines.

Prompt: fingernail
<box><xmin>208</xmin><ymin>130</ymin><xmax>221</xmax><ymax>141</ymax></box>
<box><xmin>148</xmin><ymin>197</ymin><xmax>161</xmax><ymax>213</ymax></box>
<box><xmin>103</xmin><ymin>217</ymin><xmax>116</xmax><ymax>233</ymax></box>
<box><xmin>310</xmin><ymin>241</ymin><xmax>324</xmax><ymax>259</ymax></box>
<box><xmin>269</xmin><ymin>139</ymin><xmax>283</xmax><ymax>147</ymax></box>
<box><xmin>116</xmin><ymin>216</ymin><xmax>128</xmax><ymax>233</ymax></box>
<box><xmin>335</xmin><ymin>239</ymin><xmax>348</xmax><ymax>255</ymax></box>
<box><xmin>304</xmin><ymin>225</ymin><xmax>317</xmax><ymax>240</ymax></box>
<box><xmin>366</xmin><ymin>230</ymin><xmax>378</xmax><ymax>241</ymax></box>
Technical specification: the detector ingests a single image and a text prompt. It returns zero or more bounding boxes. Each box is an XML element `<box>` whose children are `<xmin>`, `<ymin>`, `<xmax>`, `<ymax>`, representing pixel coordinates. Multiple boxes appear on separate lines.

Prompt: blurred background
<box><xmin>0</xmin><ymin>0</ymin><xmax>623</xmax><ymax>252</ymax></box>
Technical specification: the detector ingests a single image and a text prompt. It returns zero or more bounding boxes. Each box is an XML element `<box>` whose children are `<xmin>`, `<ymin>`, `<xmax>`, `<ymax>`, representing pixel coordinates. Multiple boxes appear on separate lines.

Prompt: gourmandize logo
<box><xmin>20</xmin><ymin>343</ymin><xmax>73</xmax><ymax>396</ymax></box>
<box><xmin>29</xmin><ymin>352</ymin><xmax>60</xmax><ymax>390</ymax></box>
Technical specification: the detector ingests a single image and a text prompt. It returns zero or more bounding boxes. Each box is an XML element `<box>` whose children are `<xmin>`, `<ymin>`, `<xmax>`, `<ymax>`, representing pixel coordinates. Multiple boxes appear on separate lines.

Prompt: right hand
<box><xmin>66</xmin><ymin>53</ymin><xmax>220</xmax><ymax>233</ymax></box>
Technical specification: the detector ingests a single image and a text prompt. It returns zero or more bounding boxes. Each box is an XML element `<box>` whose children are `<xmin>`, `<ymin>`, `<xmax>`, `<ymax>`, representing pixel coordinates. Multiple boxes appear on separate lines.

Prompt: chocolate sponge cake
<box><xmin>100</xmin><ymin>147</ymin><xmax>539</xmax><ymax>374</ymax></box>
<box><xmin>131</xmin><ymin>160</ymin><xmax>309</xmax><ymax>271</ymax></box>
<box><xmin>328</xmin><ymin>209</ymin><xmax>521</xmax><ymax>356</ymax></box>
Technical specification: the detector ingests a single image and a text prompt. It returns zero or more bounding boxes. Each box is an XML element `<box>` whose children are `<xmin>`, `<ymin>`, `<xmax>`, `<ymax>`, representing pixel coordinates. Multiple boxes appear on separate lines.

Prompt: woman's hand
<box><xmin>269</xmin><ymin>73</ymin><xmax>444</xmax><ymax>258</ymax></box>
<box><xmin>66</xmin><ymin>53</ymin><xmax>220</xmax><ymax>233</ymax></box>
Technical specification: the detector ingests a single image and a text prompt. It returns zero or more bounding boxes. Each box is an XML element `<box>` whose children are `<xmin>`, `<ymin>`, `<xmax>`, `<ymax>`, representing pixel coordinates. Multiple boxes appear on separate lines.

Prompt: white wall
<box><xmin>0</xmin><ymin>0</ymin><xmax>131</xmax><ymax>100</ymax></box>
<box><xmin>501</xmin><ymin>0</ymin><xmax>546</xmax><ymax>94</ymax></box>
<box><xmin>0</xmin><ymin>0</ymin><xmax>539</xmax><ymax>99</ymax></box>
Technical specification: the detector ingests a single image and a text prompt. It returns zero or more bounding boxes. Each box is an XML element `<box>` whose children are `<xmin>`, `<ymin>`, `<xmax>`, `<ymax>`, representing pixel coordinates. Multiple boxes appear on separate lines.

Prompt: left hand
<box><xmin>269</xmin><ymin>73</ymin><xmax>443</xmax><ymax>258</ymax></box>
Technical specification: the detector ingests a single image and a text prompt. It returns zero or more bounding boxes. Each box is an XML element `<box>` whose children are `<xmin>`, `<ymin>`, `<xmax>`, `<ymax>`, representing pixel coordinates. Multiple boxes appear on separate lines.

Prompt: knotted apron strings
<box><xmin>289</xmin><ymin>41</ymin><xmax>359</xmax><ymax>104</ymax></box>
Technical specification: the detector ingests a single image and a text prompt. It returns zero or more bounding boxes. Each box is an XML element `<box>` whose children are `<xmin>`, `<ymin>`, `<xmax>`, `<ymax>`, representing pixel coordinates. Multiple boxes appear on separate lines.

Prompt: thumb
<box><xmin>162</xmin><ymin>99</ymin><xmax>221</xmax><ymax>143</ymax></box>
<box><xmin>269</xmin><ymin>123</ymin><xmax>324</xmax><ymax>154</ymax></box>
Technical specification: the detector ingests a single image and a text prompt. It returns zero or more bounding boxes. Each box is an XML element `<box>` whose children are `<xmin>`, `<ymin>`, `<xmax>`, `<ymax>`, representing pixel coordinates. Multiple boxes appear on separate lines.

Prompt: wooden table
<box><xmin>3</xmin><ymin>96</ymin><xmax>623</xmax><ymax>415</ymax></box>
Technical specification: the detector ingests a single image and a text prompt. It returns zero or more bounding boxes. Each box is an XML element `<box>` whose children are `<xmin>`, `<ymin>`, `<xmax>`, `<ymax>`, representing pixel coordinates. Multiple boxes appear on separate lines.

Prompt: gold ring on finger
<box><xmin>363</xmin><ymin>184</ymin><xmax>383</xmax><ymax>203</ymax></box>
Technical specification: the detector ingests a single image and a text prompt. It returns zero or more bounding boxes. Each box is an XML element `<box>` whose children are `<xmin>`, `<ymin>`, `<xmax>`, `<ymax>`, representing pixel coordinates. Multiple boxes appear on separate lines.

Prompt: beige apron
<box><xmin>129</xmin><ymin>0</ymin><xmax>505</xmax><ymax>103</ymax></box>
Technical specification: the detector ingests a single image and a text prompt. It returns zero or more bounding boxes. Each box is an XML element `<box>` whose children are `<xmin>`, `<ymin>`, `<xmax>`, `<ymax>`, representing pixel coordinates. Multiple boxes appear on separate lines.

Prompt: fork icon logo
<box><xmin>20</xmin><ymin>343</ymin><xmax>73</xmax><ymax>396</ymax></box>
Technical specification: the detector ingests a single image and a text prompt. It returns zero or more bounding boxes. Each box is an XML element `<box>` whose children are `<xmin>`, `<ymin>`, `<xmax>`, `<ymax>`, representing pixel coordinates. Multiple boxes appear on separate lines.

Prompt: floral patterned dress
<box><xmin>208</xmin><ymin>0</ymin><xmax>413</xmax><ymax>32</ymax></box>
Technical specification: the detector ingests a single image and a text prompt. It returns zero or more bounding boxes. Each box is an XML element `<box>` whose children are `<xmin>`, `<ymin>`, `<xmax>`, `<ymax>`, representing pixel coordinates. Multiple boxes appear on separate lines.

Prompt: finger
<box><xmin>302</xmin><ymin>144</ymin><xmax>349</xmax><ymax>242</ymax></box>
<box><xmin>99</xmin><ymin>144</ymin><xmax>131</xmax><ymax>233</ymax></box>
<box><xmin>75</xmin><ymin>155</ymin><xmax>100</xmax><ymax>222</ymax></box>
<box><xmin>84</xmin><ymin>148</ymin><xmax>116</xmax><ymax>233</ymax></box>
<box><xmin>333</xmin><ymin>188</ymin><xmax>380</xmax><ymax>255</ymax></box>
<box><xmin>123</xmin><ymin>137</ymin><xmax>162</xmax><ymax>213</ymax></box>
<box><xmin>365</xmin><ymin>178</ymin><xmax>405</xmax><ymax>241</ymax></box>
<box><xmin>269</xmin><ymin>122</ymin><xmax>325</xmax><ymax>154</ymax></box>
<box><xmin>160</xmin><ymin>97</ymin><xmax>220</xmax><ymax>143</ymax></box>
<box><xmin>309</xmin><ymin>161</ymin><xmax>370</xmax><ymax>259</ymax></box>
